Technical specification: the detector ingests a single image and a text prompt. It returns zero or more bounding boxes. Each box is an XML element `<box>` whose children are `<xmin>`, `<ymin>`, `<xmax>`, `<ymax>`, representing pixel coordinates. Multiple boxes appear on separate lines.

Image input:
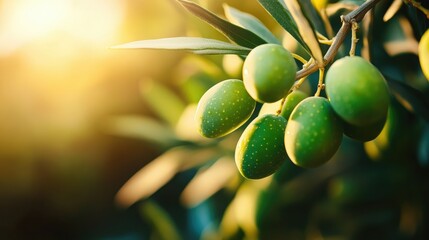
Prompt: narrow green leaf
<box><xmin>383</xmin><ymin>0</ymin><xmax>402</xmax><ymax>22</ymax></box>
<box><xmin>115</xmin><ymin>147</ymin><xmax>191</xmax><ymax>207</ymax></box>
<box><xmin>140</xmin><ymin>201</ymin><xmax>183</xmax><ymax>240</ymax></box>
<box><xmin>104</xmin><ymin>116</ymin><xmax>179</xmax><ymax>147</ymax></box>
<box><xmin>382</xmin><ymin>16</ymin><xmax>419</xmax><ymax>56</ymax></box>
<box><xmin>115</xmin><ymin>147</ymin><xmax>218</xmax><ymax>207</ymax></box>
<box><xmin>386</xmin><ymin>77</ymin><xmax>429</xmax><ymax>122</ymax></box>
<box><xmin>177</xmin><ymin>0</ymin><xmax>266</xmax><ymax>48</ymax></box>
<box><xmin>140</xmin><ymin>79</ymin><xmax>186</xmax><ymax>127</ymax></box>
<box><xmin>112</xmin><ymin>37</ymin><xmax>251</xmax><ymax>55</ymax></box>
<box><xmin>257</xmin><ymin>0</ymin><xmax>310</xmax><ymax>53</ymax></box>
<box><xmin>181</xmin><ymin>156</ymin><xmax>236</xmax><ymax>207</ymax></box>
<box><xmin>284</xmin><ymin>0</ymin><xmax>324</xmax><ymax>66</ymax></box>
<box><xmin>297</xmin><ymin>0</ymin><xmax>327</xmax><ymax>36</ymax></box>
<box><xmin>223</xmin><ymin>4</ymin><xmax>280</xmax><ymax>44</ymax></box>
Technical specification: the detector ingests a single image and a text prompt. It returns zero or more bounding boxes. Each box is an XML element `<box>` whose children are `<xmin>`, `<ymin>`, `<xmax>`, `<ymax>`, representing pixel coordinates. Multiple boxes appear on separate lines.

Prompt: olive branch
<box><xmin>114</xmin><ymin>0</ymin><xmax>383</xmax><ymax>88</ymax></box>
<box><xmin>296</xmin><ymin>0</ymin><xmax>382</xmax><ymax>79</ymax></box>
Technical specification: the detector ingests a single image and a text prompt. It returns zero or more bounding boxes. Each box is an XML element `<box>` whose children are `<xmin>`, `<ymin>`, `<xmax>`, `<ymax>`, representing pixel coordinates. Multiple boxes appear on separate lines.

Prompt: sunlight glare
<box><xmin>0</xmin><ymin>0</ymin><xmax>69</xmax><ymax>55</ymax></box>
<box><xmin>0</xmin><ymin>0</ymin><xmax>125</xmax><ymax>56</ymax></box>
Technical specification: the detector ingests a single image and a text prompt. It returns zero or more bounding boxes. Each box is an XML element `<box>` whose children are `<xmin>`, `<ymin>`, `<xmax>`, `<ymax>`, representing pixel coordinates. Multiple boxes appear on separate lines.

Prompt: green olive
<box><xmin>325</xmin><ymin>56</ymin><xmax>390</xmax><ymax>127</ymax></box>
<box><xmin>285</xmin><ymin>97</ymin><xmax>343</xmax><ymax>168</ymax></box>
<box><xmin>195</xmin><ymin>79</ymin><xmax>256</xmax><ymax>138</ymax></box>
<box><xmin>343</xmin><ymin>113</ymin><xmax>387</xmax><ymax>142</ymax></box>
<box><xmin>235</xmin><ymin>114</ymin><xmax>288</xmax><ymax>179</ymax></box>
<box><xmin>243</xmin><ymin>44</ymin><xmax>297</xmax><ymax>103</ymax></box>
<box><xmin>280</xmin><ymin>90</ymin><xmax>309</xmax><ymax>120</ymax></box>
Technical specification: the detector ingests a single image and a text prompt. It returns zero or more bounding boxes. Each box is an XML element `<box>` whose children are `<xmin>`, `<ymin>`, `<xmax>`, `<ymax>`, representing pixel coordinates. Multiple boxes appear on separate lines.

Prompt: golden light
<box><xmin>0</xmin><ymin>0</ymin><xmax>68</xmax><ymax>55</ymax></box>
<box><xmin>0</xmin><ymin>0</ymin><xmax>188</xmax><ymax>202</ymax></box>
<box><xmin>0</xmin><ymin>0</ymin><xmax>134</xmax><ymax>196</ymax></box>
<box><xmin>0</xmin><ymin>0</ymin><xmax>125</xmax><ymax>55</ymax></box>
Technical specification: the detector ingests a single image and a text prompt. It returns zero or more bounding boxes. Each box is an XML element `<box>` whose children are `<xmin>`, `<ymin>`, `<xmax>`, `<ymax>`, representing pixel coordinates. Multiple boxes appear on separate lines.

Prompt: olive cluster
<box><xmin>195</xmin><ymin>44</ymin><xmax>390</xmax><ymax>179</ymax></box>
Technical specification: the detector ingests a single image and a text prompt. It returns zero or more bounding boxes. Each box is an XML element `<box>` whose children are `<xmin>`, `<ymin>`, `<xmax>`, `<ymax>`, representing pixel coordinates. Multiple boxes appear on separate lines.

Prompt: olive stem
<box><xmin>291</xmin><ymin>77</ymin><xmax>307</xmax><ymax>92</ymax></box>
<box><xmin>291</xmin><ymin>53</ymin><xmax>308</xmax><ymax>65</ymax></box>
<box><xmin>279</xmin><ymin>51</ymin><xmax>309</xmax><ymax>114</ymax></box>
<box><xmin>316</xmin><ymin>32</ymin><xmax>329</xmax><ymax>41</ymax></box>
<box><xmin>277</xmin><ymin>97</ymin><xmax>287</xmax><ymax>115</ymax></box>
<box><xmin>319</xmin><ymin>39</ymin><xmax>335</xmax><ymax>45</ymax></box>
<box><xmin>349</xmin><ymin>20</ymin><xmax>359</xmax><ymax>56</ymax></box>
<box><xmin>295</xmin><ymin>0</ymin><xmax>382</xmax><ymax>80</ymax></box>
<box><xmin>314</xmin><ymin>68</ymin><xmax>325</xmax><ymax>97</ymax></box>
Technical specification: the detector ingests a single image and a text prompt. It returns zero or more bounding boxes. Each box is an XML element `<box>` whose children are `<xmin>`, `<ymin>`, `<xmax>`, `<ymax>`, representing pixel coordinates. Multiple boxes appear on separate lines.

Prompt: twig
<box><xmin>349</xmin><ymin>20</ymin><xmax>359</xmax><ymax>56</ymax></box>
<box><xmin>315</xmin><ymin>68</ymin><xmax>325</xmax><ymax>97</ymax></box>
<box><xmin>295</xmin><ymin>0</ymin><xmax>382</xmax><ymax>80</ymax></box>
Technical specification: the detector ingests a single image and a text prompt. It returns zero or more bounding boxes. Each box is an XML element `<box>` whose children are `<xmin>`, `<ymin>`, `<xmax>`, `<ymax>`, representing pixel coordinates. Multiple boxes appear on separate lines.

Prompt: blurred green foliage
<box><xmin>109</xmin><ymin>1</ymin><xmax>429</xmax><ymax>240</ymax></box>
<box><xmin>1</xmin><ymin>0</ymin><xmax>428</xmax><ymax>239</ymax></box>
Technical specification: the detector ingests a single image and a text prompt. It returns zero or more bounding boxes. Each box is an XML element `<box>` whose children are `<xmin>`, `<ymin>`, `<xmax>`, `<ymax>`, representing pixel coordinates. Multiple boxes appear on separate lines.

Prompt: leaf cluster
<box><xmin>109</xmin><ymin>1</ymin><xmax>429</xmax><ymax>239</ymax></box>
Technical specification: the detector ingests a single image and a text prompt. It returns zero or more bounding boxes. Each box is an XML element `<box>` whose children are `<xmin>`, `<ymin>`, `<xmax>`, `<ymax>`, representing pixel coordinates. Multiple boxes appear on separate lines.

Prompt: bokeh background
<box><xmin>0</xmin><ymin>0</ymin><xmax>187</xmax><ymax>238</ymax></box>
<box><xmin>0</xmin><ymin>0</ymin><xmax>428</xmax><ymax>239</ymax></box>
<box><xmin>0</xmin><ymin>0</ymin><xmax>274</xmax><ymax>238</ymax></box>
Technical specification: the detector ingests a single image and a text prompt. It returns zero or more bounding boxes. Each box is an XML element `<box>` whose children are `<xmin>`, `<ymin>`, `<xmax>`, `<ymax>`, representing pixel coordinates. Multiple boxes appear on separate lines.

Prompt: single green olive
<box><xmin>195</xmin><ymin>79</ymin><xmax>256</xmax><ymax>138</ymax></box>
<box><xmin>343</xmin><ymin>112</ymin><xmax>387</xmax><ymax>142</ymax></box>
<box><xmin>235</xmin><ymin>114</ymin><xmax>288</xmax><ymax>179</ymax></box>
<box><xmin>243</xmin><ymin>44</ymin><xmax>297</xmax><ymax>103</ymax></box>
<box><xmin>280</xmin><ymin>90</ymin><xmax>309</xmax><ymax>120</ymax></box>
<box><xmin>325</xmin><ymin>56</ymin><xmax>390</xmax><ymax>127</ymax></box>
<box><xmin>285</xmin><ymin>97</ymin><xmax>343</xmax><ymax>168</ymax></box>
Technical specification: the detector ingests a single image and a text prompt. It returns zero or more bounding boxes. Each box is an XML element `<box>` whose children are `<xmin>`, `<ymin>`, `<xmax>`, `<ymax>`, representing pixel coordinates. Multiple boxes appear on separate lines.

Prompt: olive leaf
<box><xmin>297</xmin><ymin>0</ymin><xmax>327</xmax><ymax>36</ymax></box>
<box><xmin>112</xmin><ymin>37</ymin><xmax>251</xmax><ymax>55</ymax></box>
<box><xmin>115</xmin><ymin>146</ymin><xmax>219</xmax><ymax>207</ymax></box>
<box><xmin>139</xmin><ymin>79</ymin><xmax>186</xmax><ymax>127</ymax></box>
<box><xmin>140</xmin><ymin>201</ymin><xmax>183</xmax><ymax>240</ymax></box>
<box><xmin>180</xmin><ymin>156</ymin><xmax>237</xmax><ymax>207</ymax></box>
<box><xmin>223</xmin><ymin>4</ymin><xmax>281</xmax><ymax>44</ymax></box>
<box><xmin>104</xmin><ymin>115</ymin><xmax>180</xmax><ymax>147</ymax></box>
<box><xmin>383</xmin><ymin>0</ymin><xmax>403</xmax><ymax>22</ymax></box>
<box><xmin>382</xmin><ymin>16</ymin><xmax>419</xmax><ymax>56</ymax></box>
<box><xmin>257</xmin><ymin>0</ymin><xmax>310</xmax><ymax>53</ymax></box>
<box><xmin>386</xmin><ymin>76</ymin><xmax>429</xmax><ymax>122</ymax></box>
<box><xmin>284</xmin><ymin>0</ymin><xmax>324</xmax><ymax>66</ymax></box>
<box><xmin>403</xmin><ymin>0</ymin><xmax>429</xmax><ymax>36</ymax></box>
<box><xmin>177</xmin><ymin>0</ymin><xmax>266</xmax><ymax>48</ymax></box>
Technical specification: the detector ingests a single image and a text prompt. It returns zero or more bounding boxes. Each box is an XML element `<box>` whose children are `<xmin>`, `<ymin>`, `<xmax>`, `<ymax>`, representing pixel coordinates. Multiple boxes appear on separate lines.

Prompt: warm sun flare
<box><xmin>0</xmin><ymin>0</ymin><xmax>124</xmax><ymax>55</ymax></box>
<box><xmin>0</xmin><ymin>0</ymin><xmax>129</xmax><ymax>154</ymax></box>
